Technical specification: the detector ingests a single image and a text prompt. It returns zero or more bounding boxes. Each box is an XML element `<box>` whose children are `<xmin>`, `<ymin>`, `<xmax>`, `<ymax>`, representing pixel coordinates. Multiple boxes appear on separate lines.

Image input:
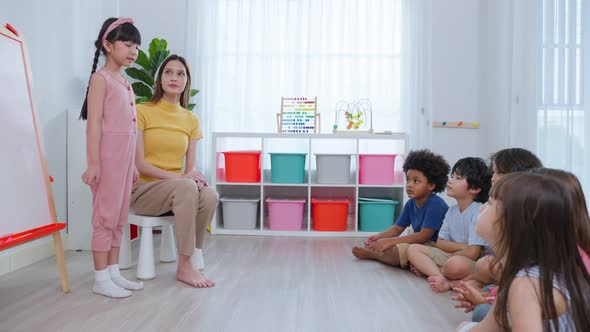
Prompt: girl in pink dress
<box><xmin>80</xmin><ymin>17</ymin><xmax>143</xmax><ymax>298</ymax></box>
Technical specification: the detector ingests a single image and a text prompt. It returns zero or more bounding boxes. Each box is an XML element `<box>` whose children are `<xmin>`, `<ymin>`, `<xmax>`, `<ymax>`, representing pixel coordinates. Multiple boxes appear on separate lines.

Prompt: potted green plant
<box><xmin>125</xmin><ymin>38</ymin><xmax>199</xmax><ymax>110</ymax></box>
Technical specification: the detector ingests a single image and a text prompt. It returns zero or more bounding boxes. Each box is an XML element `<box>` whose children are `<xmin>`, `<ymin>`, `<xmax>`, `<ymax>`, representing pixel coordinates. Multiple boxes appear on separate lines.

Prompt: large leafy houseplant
<box><xmin>125</xmin><ymin>38</ymin><xmax>199</xmax><ymax>110</ymax></box>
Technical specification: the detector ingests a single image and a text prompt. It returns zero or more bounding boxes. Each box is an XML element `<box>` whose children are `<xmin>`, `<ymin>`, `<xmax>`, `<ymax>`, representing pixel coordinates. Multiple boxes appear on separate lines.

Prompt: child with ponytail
<box><xmin>80</xmin><ymin>17</ymin><xmax>143</xmax><ymax>298</ymax></box>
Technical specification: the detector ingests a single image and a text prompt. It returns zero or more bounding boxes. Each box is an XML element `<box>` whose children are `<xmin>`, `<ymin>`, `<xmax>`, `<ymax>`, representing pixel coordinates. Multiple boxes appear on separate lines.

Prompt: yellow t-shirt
<box><xmin>136</xmin><ymin>99</ymin><xmax>203</xmax><ymax>182</ymax></box>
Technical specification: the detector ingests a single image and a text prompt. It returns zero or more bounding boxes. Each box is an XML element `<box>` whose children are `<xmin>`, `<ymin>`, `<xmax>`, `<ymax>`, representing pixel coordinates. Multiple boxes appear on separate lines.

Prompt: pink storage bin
<box><xmin>266</xmin><ymin>198</ymin><xmax>306</xmax><ymax>231</ymax></box>
<box><xmin>359</xmin><ymin>154</ymin><xmax>397</xmax><ymax>185</ymax></box>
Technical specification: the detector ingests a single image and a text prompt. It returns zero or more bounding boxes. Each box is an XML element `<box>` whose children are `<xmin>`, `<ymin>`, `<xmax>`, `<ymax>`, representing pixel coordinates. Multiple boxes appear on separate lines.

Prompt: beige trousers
<box><xmin>130</xmin><ymin>178</ymin><xmax>219</xmax><ymax>256</ymax></box>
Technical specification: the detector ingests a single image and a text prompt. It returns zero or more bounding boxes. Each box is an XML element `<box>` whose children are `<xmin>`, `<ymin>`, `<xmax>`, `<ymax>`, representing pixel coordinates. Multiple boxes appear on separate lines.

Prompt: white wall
<box><xmin>431</xmin><ymin>0</ymin><xmax>482</xmax><ymax>169</ymax></box>
<box><xmin>118</xmin><ymin>0</ymin><xmax>188</xmax><ymax>56</ymax></box>
<box><xmin>478</xmin><ymin>0</ymin><xmax>513</xmax><ymax>155</ymax></box>
<box><xmin>430</xmin><ymin>0</ymin><xmax>514</xmax><ymax>170</ymax></box>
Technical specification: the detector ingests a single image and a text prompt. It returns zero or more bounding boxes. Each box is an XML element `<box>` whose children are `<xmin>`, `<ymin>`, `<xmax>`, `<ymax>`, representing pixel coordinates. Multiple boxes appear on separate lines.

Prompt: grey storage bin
<box><xmin>220</xmin><ymin>197</ymin><xmax>260</xmax><ymax>230</ymax></box>
<box><xmin>315</xmin><ymin>154</ymin><xmax>353</xmax><ymax>184</ymax></box>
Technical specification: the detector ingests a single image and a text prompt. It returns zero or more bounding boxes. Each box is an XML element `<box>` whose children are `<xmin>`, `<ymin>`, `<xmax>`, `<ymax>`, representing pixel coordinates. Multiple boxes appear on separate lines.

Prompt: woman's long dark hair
<box><xmin>79</xmin><ymin>18</ymin><xmax>141</xmax><ymax>120</ymax></box>
<box><xmin>491</xmin><ymin>173</ymin><xmax>590</xmax><ymax>331</ymax></box>
<box><xmin>149</xmin><ymin>54</ymin><xmax>192</xmax><ymax>109</ymax></box>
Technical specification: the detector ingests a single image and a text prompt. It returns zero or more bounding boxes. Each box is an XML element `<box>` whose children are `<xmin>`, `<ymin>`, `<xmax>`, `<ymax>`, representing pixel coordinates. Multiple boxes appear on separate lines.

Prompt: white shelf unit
<box><xmin>211</xmin><ymin>132</ymin><xmax>409</xmax><ymax>237</ymax></box>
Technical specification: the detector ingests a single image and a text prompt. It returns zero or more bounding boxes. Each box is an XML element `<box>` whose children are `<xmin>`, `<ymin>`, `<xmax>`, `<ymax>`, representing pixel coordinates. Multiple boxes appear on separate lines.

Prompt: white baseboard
<box><xmin>0</xmin><ymin>232</ymin><xmax>67</xmax><ymax>277</ymax></box>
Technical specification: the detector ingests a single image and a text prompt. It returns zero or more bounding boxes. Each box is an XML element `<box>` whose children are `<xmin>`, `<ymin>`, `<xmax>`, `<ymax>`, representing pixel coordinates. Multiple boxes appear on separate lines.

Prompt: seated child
<box><xmin>462</xmin><ymin>148</ymin><xmax>542</xmax><ymax>288</ymax></box>
<box><xmin>456</xmin><ymin>173</ymin><xmax>590</xmax><ymax>332</ymax></box>
<box><xmin>352</xmin><ymin>149</ymin><xmax>449</xmax><ymax>268</ymax></box>
<box><xmin>455</xmin><ymin>167</ymin><xmax>590</xmax><ymax>325</ymax></box>
<box><xmin>407</xmin><ymin>157</ymin><xmax>492</xmax><ymax>293</ymax></box>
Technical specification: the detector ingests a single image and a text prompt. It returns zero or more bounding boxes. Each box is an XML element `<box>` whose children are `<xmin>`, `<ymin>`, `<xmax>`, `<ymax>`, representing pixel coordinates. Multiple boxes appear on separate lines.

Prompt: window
<box><xmin>537</xmin><ymin>0</ymin><xmax>589</xmax><ymax>185</ymax></box>
<box><xmin>190</xmin><ymin>0</ymin><xmax>402</xmax><ymax>134</ymax></box>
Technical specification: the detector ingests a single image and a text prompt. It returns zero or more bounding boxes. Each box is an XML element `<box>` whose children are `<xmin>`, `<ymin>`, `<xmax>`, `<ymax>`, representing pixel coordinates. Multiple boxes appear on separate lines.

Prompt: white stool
<box><xmin>119</xmin><ymin>212</ymin><xmax>177</xmax><ymax>280</ymax></box>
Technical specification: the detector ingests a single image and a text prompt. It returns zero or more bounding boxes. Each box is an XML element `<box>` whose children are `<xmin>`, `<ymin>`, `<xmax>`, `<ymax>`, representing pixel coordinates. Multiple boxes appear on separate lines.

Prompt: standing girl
<box><xmin>80</xmin><ymin>17</ymin><xmax>143</xmax><ymax>298</ymax></box>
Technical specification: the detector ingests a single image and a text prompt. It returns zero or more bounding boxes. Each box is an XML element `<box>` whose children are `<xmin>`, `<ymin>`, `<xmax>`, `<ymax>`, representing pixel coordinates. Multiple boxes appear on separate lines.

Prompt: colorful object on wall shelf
<box><xmin>277</xmin><ymin>97</ymin><xmax>320</xmax><ymax>134</ymax></box>
<box><xmin>432</xmin><ymin>121</ymin><xmax>480</xmax><ymax>129</ymax></box>
<box><xmin>5</xmin><ymin>23</ymin><xmax>19</xmax><ymax>36</ymax></box>
<box><xmin>333</xmin><ymin>99</ymin><xmax>373</xmax><ymax>134</ymax></box>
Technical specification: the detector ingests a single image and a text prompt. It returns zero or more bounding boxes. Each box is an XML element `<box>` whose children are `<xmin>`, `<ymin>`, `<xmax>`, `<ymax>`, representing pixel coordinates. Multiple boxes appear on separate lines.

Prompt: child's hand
<box><xmin>451</xmin><ymin>292</ymin><xmax>476</xmax><ymax>313</ymax></box>
<box><xmin>133</xmin><ymin>167</ymin><xmax>140</xmax><ymax>183</ymax></box>
<box><xmin>364</xmin><ymin>234</ymin><xmax>381</xmax><ymax>247</ymax></box>
<box><xmin>451</xmin><ymin>281</ymin><xmax>487</xmax><ymax>307</ymax></box>
<box><xmin>82</xmin><ymin>165</ymin><xmax>101</xmax><ymax>187</ymax></box>
<box><xmin>367</xmin><ymin>238</ymin><xmax>396</xmax><ymax>252</ymax></box>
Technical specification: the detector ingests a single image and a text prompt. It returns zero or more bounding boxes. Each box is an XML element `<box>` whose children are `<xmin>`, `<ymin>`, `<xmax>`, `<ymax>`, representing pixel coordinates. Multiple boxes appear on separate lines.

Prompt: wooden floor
<box><xmin>0</xmin><ymin>235</ymin><xmax>468</xmax><ymax>332</ymax></box>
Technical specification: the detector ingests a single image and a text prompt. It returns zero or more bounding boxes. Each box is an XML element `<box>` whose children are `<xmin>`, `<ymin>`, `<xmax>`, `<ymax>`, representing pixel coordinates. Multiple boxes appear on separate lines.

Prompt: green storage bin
<box><xmin>358</xmin><ymin>198</ymin><xmax>399</xmax><ymax>232</ymax></box>
<box><xmin>269</xmin><ymin>153</ymin><xmax>307</xmax><ymax>183</ymax></box>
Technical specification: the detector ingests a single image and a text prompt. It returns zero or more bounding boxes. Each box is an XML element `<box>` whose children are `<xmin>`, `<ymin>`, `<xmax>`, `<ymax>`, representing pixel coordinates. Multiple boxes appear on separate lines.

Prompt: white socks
<box><xmin>93</xmin><ymin>268</ymin><xmax>131</xmax><ymax>298</ymax></box>
<box><xmin>191</xmin><ymin>248</ymin><xmax>205</xmax><ymax>270</ymax></box>
<box><xmin>92</xmin><ymin>265</ymin><xmax>144</xmax><ymax>298</ymax></box>
<box><xmin>108</xmin><ymin>264</ymin><xmax>144</xmax><ymax>291</ymax></box>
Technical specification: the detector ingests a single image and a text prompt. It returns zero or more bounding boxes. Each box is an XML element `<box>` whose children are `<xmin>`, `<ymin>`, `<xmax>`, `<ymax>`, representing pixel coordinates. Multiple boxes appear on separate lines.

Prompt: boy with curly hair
<box><xmin>352</xmin><ymin>149</ymin><xmax>450</xmax><ymax>268</ymax></box>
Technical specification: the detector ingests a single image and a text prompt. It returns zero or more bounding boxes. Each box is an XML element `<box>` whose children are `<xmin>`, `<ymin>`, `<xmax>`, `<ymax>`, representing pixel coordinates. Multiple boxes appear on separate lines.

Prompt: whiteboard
<box><xmin>0</xmin><ymin>31</ymin><xmax>56</xmax><ymax>238</ymax></box>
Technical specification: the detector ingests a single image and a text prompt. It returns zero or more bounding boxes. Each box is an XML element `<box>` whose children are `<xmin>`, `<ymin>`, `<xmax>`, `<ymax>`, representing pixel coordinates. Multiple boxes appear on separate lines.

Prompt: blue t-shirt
<box><xmin>395</xmin><ymin>194</ymin><xmax>448</xmax><ymax>242</ymax></box>
<box><xmin>438</xmin><ymin>201</ymin><xmax>489</xmax><ymax>248</ymax></box>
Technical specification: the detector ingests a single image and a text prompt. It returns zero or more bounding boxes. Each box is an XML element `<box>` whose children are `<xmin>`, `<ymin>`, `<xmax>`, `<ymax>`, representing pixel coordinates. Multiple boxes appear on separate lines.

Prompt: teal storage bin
<box><xmin>269</xmin><ymin>153</ymin><xmax>307</xmax><ymax>183</ymax></box>
<box><xmin>358</xmin><ymin>198</ymin><xmax>399</xmax><ymax>232</ymax></box>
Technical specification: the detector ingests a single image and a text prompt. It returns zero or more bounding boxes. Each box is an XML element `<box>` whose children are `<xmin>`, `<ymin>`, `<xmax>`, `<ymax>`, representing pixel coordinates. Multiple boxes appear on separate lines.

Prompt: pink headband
<box><xmin>102</xmin><ymin>17</ymin><xmax>134</xmax><ymax>44</ymax></box>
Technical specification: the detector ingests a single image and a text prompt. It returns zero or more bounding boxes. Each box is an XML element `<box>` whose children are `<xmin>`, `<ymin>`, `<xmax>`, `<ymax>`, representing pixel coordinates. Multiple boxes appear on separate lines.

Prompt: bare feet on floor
<box><xmin>428</xmin><ymin>275</ymin><xmax>451</xmax><ymax>293</ymax></box>
<box><xmin>352</xmin><ymin>246</ymin><xmax>379</xmax><ymax>260</ymax></box>
<box><xmin>176</xmin><ymin>267</ymin><xmax>216</xmax><ymax>288</ymax></box>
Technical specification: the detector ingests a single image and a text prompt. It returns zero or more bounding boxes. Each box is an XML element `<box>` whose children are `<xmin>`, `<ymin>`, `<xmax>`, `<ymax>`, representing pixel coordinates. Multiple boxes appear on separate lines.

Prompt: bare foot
<box><xmin>352</xmin><ymin>246</ymin><xmax>379</xmax><ymax>260</ymax></box>
<box><xmin>410</xmin><ymin>264</ymin><xmax>424</xmax><ymax>277</ymax></box>
<box><xmin>176</xmin><ymin>267</ymin><xmax>216</xmax><ymax>288</ymax></box>
<box><xmin>428</xmin><ymin>275</ymin><xmax>451</xmax><ymax>293</ymax></box>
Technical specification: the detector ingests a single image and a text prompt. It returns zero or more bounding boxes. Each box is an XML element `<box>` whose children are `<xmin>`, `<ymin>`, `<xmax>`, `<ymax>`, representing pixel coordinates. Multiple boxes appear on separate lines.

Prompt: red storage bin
<box><xmin>311</xmin><ymin>198</ymin><xmax>350</xmax><ymax>231</ymax></box>
<box><xmin>222</xmin><ymin>151</ymin><xmax>261</xmax><ymax>182</ymax></box>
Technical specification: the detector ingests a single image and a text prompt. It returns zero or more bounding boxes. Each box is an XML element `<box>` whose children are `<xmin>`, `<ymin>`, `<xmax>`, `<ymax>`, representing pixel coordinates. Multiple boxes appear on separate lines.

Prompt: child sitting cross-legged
<box><xmin>407</xmin><ymin>157</ymin><xmax>492</xmax><ymax>293</ymax></box>
<box><xmin>352</xmin><ymin>149</ymin><xmax>450</xmax><ymax>269</ymax></box>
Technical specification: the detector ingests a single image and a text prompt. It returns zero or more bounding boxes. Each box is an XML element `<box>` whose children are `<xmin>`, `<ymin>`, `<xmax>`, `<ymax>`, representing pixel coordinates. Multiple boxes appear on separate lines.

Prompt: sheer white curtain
<box><xmin>401</xmin><ymin>0</ymin><xmax>432</xmax><ymax>150</ymax></box>
<box><xmin>185</xmin><ymin>0</ymin><xmax>432</xmax><ymax>173</ymax></box>
<box><xmin>512</xmin><ymin>0</ymin><xmax>589</xmax><ymax>195</ymax></box>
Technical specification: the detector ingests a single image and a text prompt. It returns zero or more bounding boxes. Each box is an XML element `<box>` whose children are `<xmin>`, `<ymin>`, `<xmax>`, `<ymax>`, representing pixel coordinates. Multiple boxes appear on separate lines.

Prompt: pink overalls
<box><xmin>90</xmin><ymin>67</ymin><xmax>137</xmax><ymax>252</ymax></box>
